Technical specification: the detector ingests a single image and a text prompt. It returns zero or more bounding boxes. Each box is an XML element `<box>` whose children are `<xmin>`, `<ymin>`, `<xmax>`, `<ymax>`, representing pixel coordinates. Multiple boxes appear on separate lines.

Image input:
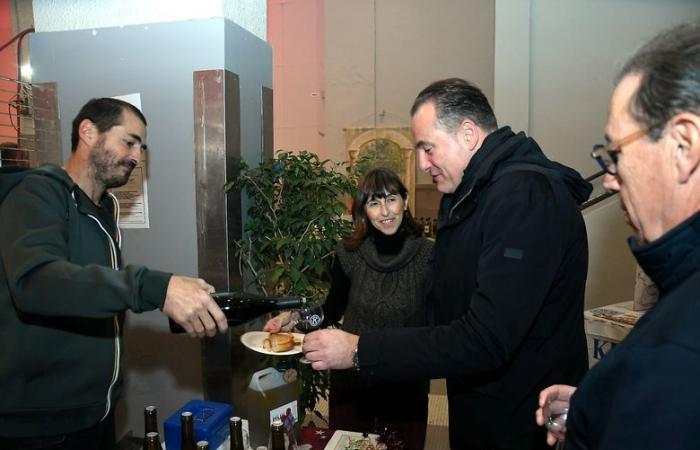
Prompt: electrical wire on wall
<box><xmin>0</xmin><ymin>27</ymin><xmax>34</xmax><ymax>166</ymax></box>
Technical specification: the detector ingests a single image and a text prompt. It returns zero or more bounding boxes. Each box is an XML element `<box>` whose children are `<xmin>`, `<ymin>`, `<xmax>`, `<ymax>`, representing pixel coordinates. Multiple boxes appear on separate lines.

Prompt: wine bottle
<box><xmin>169</xmin><ymin>291</ymin><xmax>306</xmax><ymax>334</ymax></box>
<box><xmin>143</xmin><ymin>405</ymin><xmax>158</xmax><ymax>447</ymax></box>
<box><xmin>230</xmin><ymin>416</ymin><xmax>245</xmax><ymax>450</ymax></box>
<box><xmin>268</xmin><ymin>419</ymin><xmax>285</xmax><ymax>450</ymax></box>
<box><xmin>144</xmin><ymin>432</ymin><xmax>161</xmax><ymax>450</ymax></box>
<box><xmin>181</xmin><ymin>411</ymin><xmax>197</xmax><ymax>450</ymax></box>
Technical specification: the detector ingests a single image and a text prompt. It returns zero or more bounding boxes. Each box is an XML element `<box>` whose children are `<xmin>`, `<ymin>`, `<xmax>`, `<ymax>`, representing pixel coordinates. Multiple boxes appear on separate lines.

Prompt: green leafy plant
<box><xmin>224</xmin><ymin>150</ymin><xmax>355</xmax><ymax>413</ymax></box>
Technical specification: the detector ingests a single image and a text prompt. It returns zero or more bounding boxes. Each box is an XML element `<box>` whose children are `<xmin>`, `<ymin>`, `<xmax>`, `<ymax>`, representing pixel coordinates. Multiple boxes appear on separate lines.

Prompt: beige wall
<box><xmin>324</xmin><ymin>0</ymin><xmax>495</xmax><ymax>180</ymax></box>
<box><xmin>267</xmin><ymin>0</ymin><xmax>325</xmax><ymax>155</ymax></box>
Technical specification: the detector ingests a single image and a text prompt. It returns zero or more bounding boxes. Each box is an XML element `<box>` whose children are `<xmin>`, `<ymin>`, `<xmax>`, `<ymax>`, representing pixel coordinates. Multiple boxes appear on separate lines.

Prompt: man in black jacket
<box><xmin>0</xmin><ymin>98</ymin><xmax>228</xmax><ymax>449</ymax></box>
<box><xmin>536</xmin><ymin>22</ymin><xmax>700</xmax><ymax>450</ymax></box>
<box><xmin>304</xmin><ymin>79</ymin><xmax>592</xmax><ymax>449</ymax></box>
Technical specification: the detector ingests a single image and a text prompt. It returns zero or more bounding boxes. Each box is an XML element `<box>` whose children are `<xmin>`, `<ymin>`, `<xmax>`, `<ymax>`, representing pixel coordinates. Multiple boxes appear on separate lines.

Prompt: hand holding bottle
<box><xmin>162</xmin><ymin>275</ymin><xmax>228</xmax><ymax>338</ymax></box>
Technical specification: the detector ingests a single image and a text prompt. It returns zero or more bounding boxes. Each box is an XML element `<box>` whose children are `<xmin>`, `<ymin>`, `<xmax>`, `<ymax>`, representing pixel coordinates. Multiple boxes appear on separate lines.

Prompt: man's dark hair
<box><xmin>410</xmin><ymin>78</ymin><xmax>498</xmax><ymax>133</ymax></box>
<box><xmin>70</xmin><ymin>98</ymin><xmax>147</xmax><ymax>151</ymax></box>
<box><xmin>616</xmin><ymin>21</ymin><xmax>700</xmax><ymax>141</ymax></box>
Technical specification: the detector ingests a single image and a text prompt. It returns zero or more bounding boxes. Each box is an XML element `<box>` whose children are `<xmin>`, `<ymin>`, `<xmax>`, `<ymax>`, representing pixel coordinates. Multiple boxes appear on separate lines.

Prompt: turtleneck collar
<box><xmin>370</xmin><ymin>222</ymin><xmax>408</xmax><ymax>256</ymax></box>
<box><xmin>630</xmin><ymin>211</ymin><xmax>700</xmax><ymax>295</ymax></box>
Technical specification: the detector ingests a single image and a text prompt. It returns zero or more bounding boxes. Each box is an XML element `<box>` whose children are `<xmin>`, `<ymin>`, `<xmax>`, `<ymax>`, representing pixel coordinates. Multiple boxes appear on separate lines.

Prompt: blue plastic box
<box><xmin>164</xmin><ymin>399</ymin><xmax>234</xmax><ymax>450</ymax></box>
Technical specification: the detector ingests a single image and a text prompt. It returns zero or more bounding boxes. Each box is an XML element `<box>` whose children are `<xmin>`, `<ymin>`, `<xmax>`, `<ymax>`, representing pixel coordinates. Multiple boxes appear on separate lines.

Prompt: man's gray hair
<box><xmin>410</xmin><ymin>78</ymin><xmax>498</xmax><ymax>133</ymax></box>
<box><xmin>617</xmin><ymin>21</ymin><xmax>700</xmax><ymax>140</ymax></box>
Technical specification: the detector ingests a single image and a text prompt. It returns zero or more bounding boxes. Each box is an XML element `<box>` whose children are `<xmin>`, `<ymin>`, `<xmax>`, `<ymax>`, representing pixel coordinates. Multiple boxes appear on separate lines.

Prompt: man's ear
<box><xmin>671</xmin><ymin>113</ymin><xmax>700</xmax><ymax>184</ymax></box>
<box><xmin>459</xmin><ymin>119</ymin><xmax>480</xmax><ymax>152</ymax></box>
<box><xmin>78</xmin><ymin>119</ymin><xmax>96</xmax><ymax>146</ymax></box>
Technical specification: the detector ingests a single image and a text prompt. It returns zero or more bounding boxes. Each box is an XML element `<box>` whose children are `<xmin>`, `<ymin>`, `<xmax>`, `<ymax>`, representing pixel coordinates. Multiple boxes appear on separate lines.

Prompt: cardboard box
<box><xmin>164</xmin><ymin>399</ymin><xmax>234</xmax><ymax>450</ymax></box>
<box><xmin>584</xmin><ymin>301</ymin><xmax>646</xmax><ymax>367</ymax></box>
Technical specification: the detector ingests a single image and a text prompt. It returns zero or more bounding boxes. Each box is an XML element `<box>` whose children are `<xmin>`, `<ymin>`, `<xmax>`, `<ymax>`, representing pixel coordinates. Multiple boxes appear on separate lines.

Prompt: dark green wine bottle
<box><xmin>269</xmin><ymin>419</ymin><xmax>285</xmax><ymax>450</ymax></box>
<box><xmin>181</xmin><ymin>411</ymin><xmax>197</xmax><ymax>450</ymax></box>
<box><xmin>144</xmin><ymin>432</ymin><xmax>161</xmax><ymax>450</ymax></box>
<box><xmin>169</xmin><ymin>291</ymin><xmax>306</xmax><ymax>333</ymax></box>
<box><xmin>230</xmin><ymin>416</ymin><xmax>245</xmax><ymax>450</ymax></box>
<box><xmin>143</xmin><ymin>405</ymin><xmax>158</xmax><ymax>447</ymax></box>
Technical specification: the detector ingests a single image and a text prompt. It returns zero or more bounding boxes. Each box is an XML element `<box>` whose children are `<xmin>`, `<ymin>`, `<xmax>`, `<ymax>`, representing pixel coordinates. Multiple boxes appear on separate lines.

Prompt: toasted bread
<box><xmin>262</xmin><ymin>332</ymin><xmax>295</xmax><ymax>352</ymax></box>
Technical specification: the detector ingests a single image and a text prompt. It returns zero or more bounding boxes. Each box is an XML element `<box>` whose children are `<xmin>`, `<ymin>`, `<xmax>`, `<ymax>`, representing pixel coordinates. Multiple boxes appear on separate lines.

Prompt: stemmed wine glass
<box><xmin>294</xmin><ymin>304</ymin><xmax>324</xmax><ymax>364</ymax></box>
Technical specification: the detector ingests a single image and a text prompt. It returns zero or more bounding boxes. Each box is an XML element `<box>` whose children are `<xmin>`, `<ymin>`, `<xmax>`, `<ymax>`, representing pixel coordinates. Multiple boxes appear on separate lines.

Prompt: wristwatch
<box><xmin>351</xmin><ymin>347</ymin><xmax>360</xmax><ymax>371</ymax></box>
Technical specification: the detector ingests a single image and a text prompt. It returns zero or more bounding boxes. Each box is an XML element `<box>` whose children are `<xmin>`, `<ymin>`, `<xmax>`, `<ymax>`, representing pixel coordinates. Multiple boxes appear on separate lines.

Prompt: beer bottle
<box><xmin>230</xmin><ymin>416</ymin><xmax>245</xmax><ymax>450</ymax></box>
<box><xmin>144</xmin><ymin>431</ymin><xmax>161</xmax><ymax>450</ymax></box>
<box><xmin>181</xmin><ymin>411</ymin><xmax>197</xmax><ymax>450</ymax></box>
<box><xmin>143</xmin><ymin>405</ymin><xmax>158</xmax><ymax>446</ymax></box>
<box><xmin>196</xmin><ymin>441</ymin><xmax>209</xmax><ymax>450</ymax></box>
<box><xmin>170</xmin><ymin>292</ymin><xmax>306</xmax><ymax>333</ymax></box>
<box><xmin>269</xmin><ymin>419</ymin><xmax>285</xmax><ymax>450</ymax></box>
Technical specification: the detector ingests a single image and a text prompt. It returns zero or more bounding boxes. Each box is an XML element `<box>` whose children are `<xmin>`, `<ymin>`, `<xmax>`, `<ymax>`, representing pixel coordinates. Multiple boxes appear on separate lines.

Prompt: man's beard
<box><xmin>90</xmin><ymin>138</ymin><xmax>136</xmax><ymax>189</ymax></box>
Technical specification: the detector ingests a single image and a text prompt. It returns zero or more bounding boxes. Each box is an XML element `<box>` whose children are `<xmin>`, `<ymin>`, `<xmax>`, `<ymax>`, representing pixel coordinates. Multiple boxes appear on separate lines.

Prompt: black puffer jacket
<box><xmin>359</xmin><ymin>127</ymin><xmax>592</xmax><ymax>450</ymax></box>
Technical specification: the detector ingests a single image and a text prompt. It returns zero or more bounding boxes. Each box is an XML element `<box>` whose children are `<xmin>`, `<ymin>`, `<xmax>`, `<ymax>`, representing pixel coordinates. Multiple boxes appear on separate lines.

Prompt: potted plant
<box><xmin>224</xmin><ymin>150</ymin><xmax>356</xmax><ymax>419</ymax></box>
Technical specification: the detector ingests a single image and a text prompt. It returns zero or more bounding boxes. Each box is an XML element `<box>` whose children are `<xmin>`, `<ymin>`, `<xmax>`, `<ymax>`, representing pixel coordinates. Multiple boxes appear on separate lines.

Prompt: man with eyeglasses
<box><xmin>536</xmin><ymin>22</ymin><xmax>700</xmax><ymax>449</ymax></box>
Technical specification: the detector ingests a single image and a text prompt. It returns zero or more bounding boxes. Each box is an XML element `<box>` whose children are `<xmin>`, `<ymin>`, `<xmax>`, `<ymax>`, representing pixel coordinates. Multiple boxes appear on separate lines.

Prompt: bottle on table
<box><xmin>181</xmin><ymin>411</ymin><xmax>197</xmax><ymax>450</ymax></box>
<box><xmin>230</xmin><ymin>416</ymin><xmax>245</xmax><ymax>450</ymax></box>
<box><xmin>143</xmin><ymin>431</ymin><xmax>161</xmax><ymax>450</ymax></box>
<box><xmin>268</xmin><ymin>419</ymin><xmax>285</xmax><ymax>450</ymax></box>
<box><xmin>169</xmin><ymin>291</ymin><xmax>307</xmax><ymax>333</ymax></box>
<box><xmin>143</xmin><ymin>405</ymin><xmax>158</xmax><ymax>446</ymax></box>
<box><xmin>196</xmin><ymin>441</ymin><xmax>209</xmax><ymax>450</ymax></box>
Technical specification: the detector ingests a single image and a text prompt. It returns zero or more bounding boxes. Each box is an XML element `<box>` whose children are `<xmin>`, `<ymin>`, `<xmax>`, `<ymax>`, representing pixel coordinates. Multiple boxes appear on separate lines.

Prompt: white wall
<box><xmin>32</xmin><ymin>0</ymin><xmax>267</xmax><ymax>40</ymax></box>
<box><xmin>324</xmin><ymin>0</ymin><xmax>495</xmax><ymax>180</ymax></box>
<box><xmin>494</xmin><ymin>0</ymin><xmax>700</xmax><ymax>308</ymax></box>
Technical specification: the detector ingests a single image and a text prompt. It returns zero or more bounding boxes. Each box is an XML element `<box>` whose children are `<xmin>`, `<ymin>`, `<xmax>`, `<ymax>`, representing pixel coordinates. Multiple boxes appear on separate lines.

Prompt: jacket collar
<box><xmin>630</xmin><ymin>211</ymin><xmax>700</xmax><ymax>295</ymax></box>
<box><xmin>439</xmin><ymin>127</ymin><xmax>591</xmax><ymax>226</ymax></box>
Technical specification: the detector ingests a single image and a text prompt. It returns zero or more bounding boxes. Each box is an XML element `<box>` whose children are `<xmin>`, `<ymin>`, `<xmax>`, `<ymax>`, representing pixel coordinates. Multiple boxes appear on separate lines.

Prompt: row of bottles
<box><xmin>416</xmin><ymin>216</ymin><xmax>438</xmax><ymax>238</ymax></box>
<box><xmin>142</xmin><ymin>405</ymin><xmax>285</xmax><ymax>450</ymax></box>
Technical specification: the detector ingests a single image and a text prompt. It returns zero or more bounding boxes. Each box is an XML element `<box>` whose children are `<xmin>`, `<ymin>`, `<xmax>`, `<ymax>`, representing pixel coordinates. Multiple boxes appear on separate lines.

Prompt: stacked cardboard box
<box><xmin>584</xmin><ymin>301</ymin><xmax>647</xmax><ymax>367</ymax></box>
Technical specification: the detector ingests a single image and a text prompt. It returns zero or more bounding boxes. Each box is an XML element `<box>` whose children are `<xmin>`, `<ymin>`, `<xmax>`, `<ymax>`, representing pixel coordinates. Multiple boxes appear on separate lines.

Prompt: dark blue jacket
<box><xmin>567</xmin><ymin>211</ymin><xmax>700</xmax><ymax>449</ymax></box>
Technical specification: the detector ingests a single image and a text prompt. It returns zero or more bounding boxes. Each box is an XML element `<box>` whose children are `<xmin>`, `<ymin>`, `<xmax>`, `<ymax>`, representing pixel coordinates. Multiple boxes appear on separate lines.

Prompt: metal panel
<box><xmin>193</xmin><ymin>69</ymin><xmax>243</xmax><ymax>403</ymax></box>
<box><xmin>261</xmin><ymin>86</ymin><xmax>273</xmax><ymax>162</ymax></box>
<box><xmin>32</xmin><ymin>82</ymin><xmax>62</xmax><ymax>166</ymax></box>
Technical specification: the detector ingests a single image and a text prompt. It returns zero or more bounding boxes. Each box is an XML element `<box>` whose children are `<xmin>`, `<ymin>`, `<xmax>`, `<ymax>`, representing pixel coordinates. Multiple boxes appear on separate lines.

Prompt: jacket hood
<box><xmin>0</xmin><ymin>164</ymin><xmax>75</xmax><ymax>204</ymax></box>
<box><xmin>453</xmin><ymin>127</ymin><xmax>593</xmax><ymax>206</ymax></box>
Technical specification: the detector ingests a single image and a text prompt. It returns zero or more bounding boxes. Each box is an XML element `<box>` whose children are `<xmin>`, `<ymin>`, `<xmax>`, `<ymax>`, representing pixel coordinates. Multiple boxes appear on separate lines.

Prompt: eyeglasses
<box><xmin>590</xmin><ymin>123</ymin><xmax>662</xmax><ymax>175</ymax></box>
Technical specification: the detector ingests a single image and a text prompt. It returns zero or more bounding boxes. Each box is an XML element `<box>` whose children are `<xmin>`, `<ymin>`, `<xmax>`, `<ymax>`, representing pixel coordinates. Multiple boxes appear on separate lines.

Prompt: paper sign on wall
<box><xmin>109</xmin><ymin>93</ymin><xmax>150</xmax><ymax>229</ymax></box>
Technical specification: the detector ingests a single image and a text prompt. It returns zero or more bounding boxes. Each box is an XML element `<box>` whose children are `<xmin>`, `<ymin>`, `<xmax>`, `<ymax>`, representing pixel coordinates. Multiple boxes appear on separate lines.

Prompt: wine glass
<box><xmin>295</xmin><ymin>304</ymin><xmax>324</xmax><ymax>364</ymax></box>
<box><xmin>545</xmin><ymin>404</ymin><xmax>568</xmax><ymax>450</ymax></box>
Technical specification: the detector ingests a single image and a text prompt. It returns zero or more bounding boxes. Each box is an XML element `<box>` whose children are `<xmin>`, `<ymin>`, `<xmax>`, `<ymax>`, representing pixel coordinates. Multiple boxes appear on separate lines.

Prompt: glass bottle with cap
<box><xmin>143</xmin><ymin>431</ymin><xmax>161</xmax><ymax>450</ymax></box>
<box><xmin>230</xmin><ymin>416</ymin><xmax>245</xmax><ymax>450</ymax></box>
<box><xmin>268</xmin><ymin>419</ymin><xmax>285</xmax><ymax>450</ymax></box>
<box><xmin>143</xmin><ymin>405</ymin><xmax>158</xmax><ymax>443</ymax></box>
<box><xmin>181</xmin><ymin>411</ymin><xmax>197</xmax><ymax>450</ymax></box>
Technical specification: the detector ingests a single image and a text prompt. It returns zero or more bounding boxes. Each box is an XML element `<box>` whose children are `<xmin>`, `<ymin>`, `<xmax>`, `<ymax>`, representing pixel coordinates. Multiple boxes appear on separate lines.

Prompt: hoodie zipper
<box><xmin>75</xmin><ymin>191</ymin><xmax>122</xmax><ymax>421</ymax></box>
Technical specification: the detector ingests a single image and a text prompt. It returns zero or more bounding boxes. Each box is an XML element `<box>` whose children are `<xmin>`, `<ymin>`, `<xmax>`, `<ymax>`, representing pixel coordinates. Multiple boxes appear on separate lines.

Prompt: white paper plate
<box><xmin>323</xmin><ymin>430</ymin><xmax>381</xmax><ymax>450</ymax></box>
<box><xmin>240</xmin><ymin>331</ymin><xmax>304</xmax><ymax>356</ymax></box>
